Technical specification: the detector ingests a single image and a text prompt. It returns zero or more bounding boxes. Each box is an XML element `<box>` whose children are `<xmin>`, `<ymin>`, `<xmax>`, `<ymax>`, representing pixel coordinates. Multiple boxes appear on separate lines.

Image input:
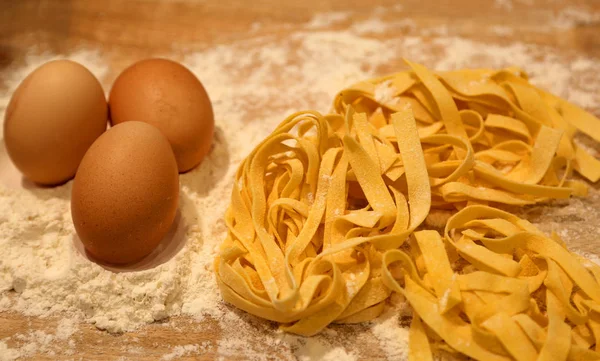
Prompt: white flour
<box><xmin>1</xmin><ymin>4</ymin><xmax>600</xmax><ymax>361</ymax></box>
<box><xmin>161</xmin><ymin>343</ymin><xmax>210</xmax><ymax>361</ymax></box>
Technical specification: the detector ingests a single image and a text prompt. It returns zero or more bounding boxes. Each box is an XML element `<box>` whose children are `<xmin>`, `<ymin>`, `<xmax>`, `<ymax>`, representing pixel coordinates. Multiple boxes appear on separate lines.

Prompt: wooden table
<box><xmin>1</xmin><ymin>0</ymin><xmax>600</xmax><ymax>360</ymax></box>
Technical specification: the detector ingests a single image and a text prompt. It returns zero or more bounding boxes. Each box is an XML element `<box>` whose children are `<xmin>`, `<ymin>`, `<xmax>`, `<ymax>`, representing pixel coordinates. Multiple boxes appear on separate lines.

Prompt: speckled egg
<box><xmin>109</xmin><ymin>58</ymin><xmax>214</xmax><ymax>173</ymax></box>
<box><xmin>71</xmin><ymin>121</ymin><xmax>179</xmax><ymax>264</ymax></box>
<box><xmin>4</xmin><ymin>60</ymin><xmax>108</xmax><ymax>185</ymax></box>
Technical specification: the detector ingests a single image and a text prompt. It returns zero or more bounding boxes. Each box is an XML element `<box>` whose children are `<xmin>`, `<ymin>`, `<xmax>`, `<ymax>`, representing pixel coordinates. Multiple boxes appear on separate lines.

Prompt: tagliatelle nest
<box><xmin>215</xmin><ymin>60</ymin><xmax>600</xmax><ymax>360</ymax></box>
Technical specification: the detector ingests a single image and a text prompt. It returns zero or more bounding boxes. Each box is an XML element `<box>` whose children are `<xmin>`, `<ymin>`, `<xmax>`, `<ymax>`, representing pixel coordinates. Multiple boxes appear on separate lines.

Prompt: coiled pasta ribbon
<box><xmin>215</xmin><ymin>60</ymin><xmax>600</xmax><ymax>360</ymax></box>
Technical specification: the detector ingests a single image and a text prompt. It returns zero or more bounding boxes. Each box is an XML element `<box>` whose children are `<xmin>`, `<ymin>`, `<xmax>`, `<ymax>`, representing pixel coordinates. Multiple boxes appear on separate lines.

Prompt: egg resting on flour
<box><xmin>3</xmin><ymin>60</ymin><xmax>107</xmax><ymax>185</ymax></box>
<box><xmin>71</xmin><ymin>121</ymin><xmax>179</xmax><ymax>264</ymax></box>
<box><xmin>109</xmin><ymin>58</ymin><xmax>215</xmax><ymax>173</ymax></box>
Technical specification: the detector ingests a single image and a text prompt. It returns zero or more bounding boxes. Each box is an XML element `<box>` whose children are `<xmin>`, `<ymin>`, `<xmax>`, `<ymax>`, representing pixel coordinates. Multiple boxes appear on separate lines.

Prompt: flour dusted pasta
<box><xmin>215</xmin><ymin>60</ymin><xmax>600</xmax><ymax>360</ymax></box>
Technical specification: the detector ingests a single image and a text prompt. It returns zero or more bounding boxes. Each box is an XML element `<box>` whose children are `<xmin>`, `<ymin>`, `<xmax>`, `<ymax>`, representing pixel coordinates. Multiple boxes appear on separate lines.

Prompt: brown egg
<box><xmin>71</xmin><ymin>121</ymin><xmax>179</xmax><ymax>264</ymax></box>
<box><xmin>109</xmin><ymin>58</ymin><xmax>214</xmax><ymax>173</ymax></box>
<box><xmin>4</xmin><ymin>60</ymin><xmax>108</xmax><ymax>185</ymax></box>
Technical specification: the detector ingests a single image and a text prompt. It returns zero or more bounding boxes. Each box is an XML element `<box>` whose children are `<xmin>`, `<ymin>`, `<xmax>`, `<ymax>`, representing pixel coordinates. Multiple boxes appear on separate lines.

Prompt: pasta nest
<box><xmin>215</xmin><ymin>60</ymin><xmax>600</xmax><ymax>361</ymax></box>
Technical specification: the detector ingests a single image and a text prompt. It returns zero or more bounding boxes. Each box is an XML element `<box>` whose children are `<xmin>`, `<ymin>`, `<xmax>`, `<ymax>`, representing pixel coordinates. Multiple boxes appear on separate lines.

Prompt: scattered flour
<box><xmin>1</xmin><ymin>3</ymin><xmax>600</xmax><ymax>360</ymax></box>
<box><xmin>1</xmin><ymin>330</ymin><xmax>60</xmax><ymax>360</ymax></box>
<box><xmin>56</xmin><ymin>319</ymin><xmax>78</xmax><ymax>341</ymax></box>
<box><xmin>494</xmin><ymin>0</ymin><xmax>514</xmax><ymax>11</ymax></box>
<box><xmin>490</xmin><ymin>25</ymin><xmax>514</xmax><ymax>36</ymax></box>
<box><xmin>552</xmin><ymin>6</ymin><xmax>600</xmax><ymax>29</ymax></box>
<box><xmin>161</xmin><ymin>343</ymin><xmax>209</xmax><ymax>361</ymax></box>
<box><xmin>293</xmin><ymin>338</ymin><xmax>357</xmax><ymax>361</ymax></box>
<box><xmin>371</xmin><ymin>303</ymin><xmax>411</xmax><ymax>361</ymax></box>
<box><xmin>374</xmin><ymin>80</ymin><xmax>398</xmax><ymax>104</ymax></box>
<box><xmin>305</xmin><ymin>11</ymin><xmax>350</xmax><ymax>29</ymax></box>
<box><xmin>0</xmin><ymin>340</ymin><xmax>21</xmax><ymax>361</ymax></box>
<box><xmin>577</xmin><ymin>251</ymin><xmax>600</xmax><ymax>267</ymax></box>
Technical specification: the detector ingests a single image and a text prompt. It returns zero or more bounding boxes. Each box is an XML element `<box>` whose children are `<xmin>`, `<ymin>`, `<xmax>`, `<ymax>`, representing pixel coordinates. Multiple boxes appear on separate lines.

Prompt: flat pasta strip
<box><xmin>409</xmin><ymin>315</ymin><xmax>433</xmax><ymax>361</ymax></box>
<box><xmin>413</xmin><ymin>230</ymin><xmax>461</xmax><ymax>313</ymax></box>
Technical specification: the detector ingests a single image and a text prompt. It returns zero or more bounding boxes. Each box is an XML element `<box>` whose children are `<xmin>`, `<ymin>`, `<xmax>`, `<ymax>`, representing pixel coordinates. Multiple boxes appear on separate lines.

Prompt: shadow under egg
<box><xmin>0</xmin><ymin>139</ymin><xmax>72</xmax><ymax>200</ymax></box>
<box><xmin>180</xmin><ymin>125</ymin><xmax>230</xmax><ymax>197</ymax></box>
<box><xmin>0</xmin><ymin>140</ymin><xmax>26</xmax><ymax>189</ymax></box>
<box><xmin>72</xmin><ymin>209</ymin><xmax>188</xmax><ymax>273</ymax></box>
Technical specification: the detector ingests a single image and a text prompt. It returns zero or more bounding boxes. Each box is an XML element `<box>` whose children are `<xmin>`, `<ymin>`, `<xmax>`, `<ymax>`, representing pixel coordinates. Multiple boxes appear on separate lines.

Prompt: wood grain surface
<box><xmin>1</xmin><ymin>0</ymin><xmax>600</xmax><ymax>360</ymax></box>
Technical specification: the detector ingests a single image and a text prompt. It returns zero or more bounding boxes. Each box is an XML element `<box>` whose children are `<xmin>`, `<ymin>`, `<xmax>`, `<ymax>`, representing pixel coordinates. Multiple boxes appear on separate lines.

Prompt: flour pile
<box><xmin>1</xmin><ymin>4</ymin><xmax>600</xmax><ymax>361</ymax></box>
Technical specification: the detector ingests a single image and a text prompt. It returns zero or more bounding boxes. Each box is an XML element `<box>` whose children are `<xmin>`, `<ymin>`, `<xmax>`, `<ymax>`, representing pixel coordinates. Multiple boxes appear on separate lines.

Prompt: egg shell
<box><xmin>109</xmin><ymin>58</ymin><xmax>214</xmax><ymax>173</ymax></box>
<box><xmin>71</xmin><ymin>121</ymin><xmax>179</xmax><ymax>264</ymax></box>
<box><xmin>4</xmin><ymin>60</ymin><xmax>107</xmax><ymax>185</ymax></box>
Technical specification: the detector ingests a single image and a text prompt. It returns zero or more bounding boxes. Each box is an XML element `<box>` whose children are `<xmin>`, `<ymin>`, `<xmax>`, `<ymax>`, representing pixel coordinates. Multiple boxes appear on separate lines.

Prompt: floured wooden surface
<box><xmin>1</xmin><ymin>1</ymin><xmax>600</xmax><ymax>360</ymax></box>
